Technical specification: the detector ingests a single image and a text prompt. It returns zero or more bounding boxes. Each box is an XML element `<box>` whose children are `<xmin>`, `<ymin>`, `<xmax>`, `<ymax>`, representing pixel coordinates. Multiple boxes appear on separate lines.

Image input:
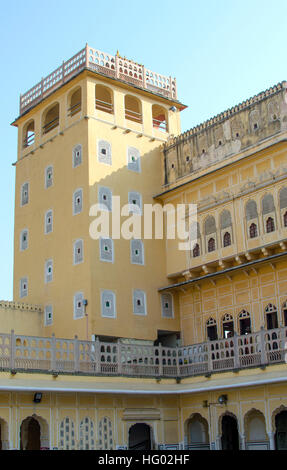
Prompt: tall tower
<box><xmin>12</xmin><ymin>45</ymin><xmax>185</xmax><ymax>341</ymax></box>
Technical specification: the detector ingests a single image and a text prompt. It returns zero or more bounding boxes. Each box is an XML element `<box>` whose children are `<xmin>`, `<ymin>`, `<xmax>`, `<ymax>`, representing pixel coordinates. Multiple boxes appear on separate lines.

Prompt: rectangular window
<box><xmin>45</xmin><ymin>210</ymin><xmax>53</xmax><ymax>234</ymax></box>
<box><xmin>74</xmin><ymin>292</ymin><xmax>85</xmax><ymax>319</ymax></box>
<box><xmin>20</xmin><ymin>277</ymin><xmax>28</xmax><ymax>298</ymax></box>
<box><xmin>161</xmin><ymin>293</ymin><xmax>174</xmax><ymax>318</ymax></box>
<box><xmin>45</xmin><ymin>259</ymin><xmax>53</xmax><ymax>283</ymax></box>
<box><xmin>20</xmin><ymin>229</ymin><xmax>28</xmax><ymax>251</ymax></box>
<box><xmin>73</xmin><ymin>189</ymin><xmax>83</xmax><ymax>215</ymax></box>
<box><xmin>21</xmin><ymin>182</ymin><xmax>29</xmax><ymax>206</ymax></box>
<box><xmin>101</xmin><ymin>290</ymin><xmax>116</xmax><ymax>318</ymax></box>
<box><xmin>45</xmin><ymin>166</ymin><xmax>53</xmax><ymax>188</ymax></box>
<box><xmin>127</xmin><ymin>147</ymin><xmax>141</xmax><ymax>173</ymax></box>
<box><xmin>74</xmin><ymin>239</ymin><xmax>83</xmax><ymax>264</ymax></box>
<box><xmin>99</xmin><ymin>237</ymin><xmax>114</xmax><ymax>263</ymax></box>
<box><xmin>98</xmin><ymin>186</ymin><xmax>112</xmax><ymax>212</ymax></box>
<box><xmin>130</xmin><ymin>239</ymin><xmax>144</xmax><ymax>265</ymax></box>
<box><xmin>73</xmin><ymin>144</ymin><xmax>82</xmax><ymax>168</ymax></box>
<box><xmin>98</xmin><ymin>140</ymin><xmax>112</xmax><ymax>165</ymax></box>
<box><xmin>44</xmin><ymin>305</ymin><xmax>53</xmax><ymax>326</ymax></box>
<box><xmin>133</xmin><ymin>289</ymin><xmax>147</xmax><ymax>315</ymax></box>
<box><xmin>128</xmin><ymin>191</ymin><xmax>142</xmax><ymax>215</ymax></box>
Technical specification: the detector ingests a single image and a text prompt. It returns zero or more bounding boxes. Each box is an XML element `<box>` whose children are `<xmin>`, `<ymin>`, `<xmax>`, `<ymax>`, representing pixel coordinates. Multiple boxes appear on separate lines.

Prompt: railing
<box><xmin>0</xmin><ymin>327</ymin><xmax>286</xmax><ymax>378</ymax></box>
<box><xmin>42</xmin><ymin>117</ymin><xmax>59</xmax><ymax>134</ymax></box>
<box><xmin>125</xmin><ymin>108</ymin><xmax>142</xmax><ymax>123</ymax></box>
<box><xmin>23</xmin><ymin>132</ymin><xmax>35</xmax><ymax>147</ymax></box>
<box><xmin>95</xmin><ymin>98</ymin><xmax>113</xmax><ymax>114</ymax></box>
<box><xmin>67</xmin><ymin>101</ymin><xmax>81</xmax><ymax>117</ymax></box>
<box><xmin>19</xmin><ymin>45</ymin><xmax>177</xmax><ymax>115</ymax></box>
<box><xmin>152</xmin><ymin>118</ymin><xmax>167</xmax><ymax>132</ymax></box>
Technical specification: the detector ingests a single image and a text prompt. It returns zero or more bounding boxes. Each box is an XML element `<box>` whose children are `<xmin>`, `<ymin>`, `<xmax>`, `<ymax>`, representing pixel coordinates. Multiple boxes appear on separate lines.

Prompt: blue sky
<box><xmin>1</xmin><ymin>0</ymin><xmax>287</xmax><ymax>299</ymax></box>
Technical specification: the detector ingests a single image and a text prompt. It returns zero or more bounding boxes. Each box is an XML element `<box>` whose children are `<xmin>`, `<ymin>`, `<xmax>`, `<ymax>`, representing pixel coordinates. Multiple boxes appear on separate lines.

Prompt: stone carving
<box><xmin>164</xmin><ymin>82</ymin><xmax>287</xmax><ymax>185</ymax></box>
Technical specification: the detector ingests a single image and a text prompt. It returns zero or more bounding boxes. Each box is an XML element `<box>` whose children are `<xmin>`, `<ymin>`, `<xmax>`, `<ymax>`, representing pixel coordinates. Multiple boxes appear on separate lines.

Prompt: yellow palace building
<box><xmin>0</xmin><ymin>44</ymin><xmax>286</xmax><ymax>450</ymax></box>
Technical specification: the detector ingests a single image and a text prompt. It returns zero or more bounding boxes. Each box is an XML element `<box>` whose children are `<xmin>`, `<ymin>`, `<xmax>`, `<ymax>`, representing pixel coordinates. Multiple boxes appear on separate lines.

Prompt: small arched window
<box><xmin>266</xmin><ymin>217</ymin><xmax>275</xmax><ymax>233</ymax></box>
<box><xmin>193</xmin><ymin>243</ymin><xmax>200</xmax><ymax>258</ymax></box>
<box><xmin>245</xmin><ymin>200</ymin><xmax>258</xmax><ymax>220</ymax></box>
<box><xmin>124</xmin><ymin>95</ymin><xmax>142</xmax><ymax>123</ymax></box>
<box><xmin>23</xmin><ymin>120</ymin><xmax>35</xmax><ymax>148</ymax></box>
<box><xmin>42</xmin><ymin>103</ymin><xmax>59</xmax><ymax>134</ymax></box>
<box><xmin>95</xmin><ymin>85</ymin><xmax>113</xmax><ymax>114</ymax></box>
<box><xmin>262</xmin><ymin>194</ymin><xmax>275</xmax><ymax>215</ymax></box>
<box><xmin>68</xmin><ymin>87</ymin><xmax>81</xmax><ymax>116</ymax></box>
<box><xmin>208</xmin><ymin>237</ymin><xmax>215</xmax><ymax>252</ymax></box>
<box><xmin>223</xmin><ymin>232</ymin><xmax>231</xmax><ymax>247</ymax></box>
<box><xmin>249</xmin><ymin>223</ymin><xmax>258</xmax><ymax>239</ymax></box>
<box><xmin>152</xmin><ymin>105</ymin><xmax>168</xmax><ymax>132</ymax></box>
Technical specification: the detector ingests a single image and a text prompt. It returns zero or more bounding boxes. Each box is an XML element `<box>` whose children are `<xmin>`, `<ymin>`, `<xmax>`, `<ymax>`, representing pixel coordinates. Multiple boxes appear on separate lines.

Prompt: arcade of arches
<box><xmin>0</xmin><ymin>391</ymin><xmax>286</xmax><ymax>450</ymax></box>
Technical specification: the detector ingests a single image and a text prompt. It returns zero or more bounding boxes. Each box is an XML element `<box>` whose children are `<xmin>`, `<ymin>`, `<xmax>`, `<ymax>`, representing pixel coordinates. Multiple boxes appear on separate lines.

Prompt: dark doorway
<box><xmin>275</xmin><ymin>411</ymin><xmax>287</xmax><ymax>450</ymax></box>
<box><xmin>221</xmin><ymin>415</ymin><xmax>239</xmax><ymax>450</ymax></box>
<box><xmin>239</xmin><ymin>317</ymin><xmax>251</xmax><ymax>335</ymax></box>
<box><xmin>20</xmin><ymin>417</ymin><xmax>41</xmax><ymax>450</ymax></box>
<box><xmin>128</xmin><ymin>423</ymin><xmax>151</xmax><ymax>450</ymax></box>
<box><xmin>207</xmin><ymin>324</ymin><xmax>218</xmax><ymax>341</ymax></box>
<box><xmin>266</xmin><ymin>312</ymin><xmax>278</xmax><ymax>330</ymax></box>
<box><xmin>223</xmin><ymin>322</ymin><xmax>234</xmax><ymax>339</ymax></box>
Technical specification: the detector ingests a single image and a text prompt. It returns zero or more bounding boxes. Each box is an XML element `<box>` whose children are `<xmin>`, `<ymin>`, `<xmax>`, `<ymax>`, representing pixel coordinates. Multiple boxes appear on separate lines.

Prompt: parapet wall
<box><xmin>164</xmin><ymin>81</ymin><xmax>287</xmax><ymax>185</ymax></box>
<box><xmin>0</xmin><ymin>301</ymin><xmax>43</xmax><ymax>336</ymax></box>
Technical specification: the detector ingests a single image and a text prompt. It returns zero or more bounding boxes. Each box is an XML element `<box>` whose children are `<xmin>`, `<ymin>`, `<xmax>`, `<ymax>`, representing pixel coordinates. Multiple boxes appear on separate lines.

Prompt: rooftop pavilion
<box><xmin>19</xmin><ymin>44</ymin><xmax>178</xmax><ymax>116</ymax></box>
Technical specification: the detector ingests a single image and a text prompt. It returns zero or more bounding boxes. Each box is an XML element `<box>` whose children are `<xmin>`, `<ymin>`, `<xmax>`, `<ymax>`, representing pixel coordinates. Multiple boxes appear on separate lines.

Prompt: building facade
<box><xmin>0</xmin><ymin>45</ymin><xmax>286</xmax><ymax>450</ymax></box>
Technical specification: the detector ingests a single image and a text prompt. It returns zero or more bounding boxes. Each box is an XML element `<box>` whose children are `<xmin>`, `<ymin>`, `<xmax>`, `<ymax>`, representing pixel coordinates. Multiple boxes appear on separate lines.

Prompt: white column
<box><xmin>240</xmin><ymin>433</ymin><xmax>246</xmax><ymax>450</ymax></box>
<box><xmin>216</xmin><ymin>435</ymin><xmax>221</xmax><ymax>450</ymax></box>
<box><xmin>268</xmin><ymin>431</ymin><xmax>276</xmax><ymax>450</ymax></box>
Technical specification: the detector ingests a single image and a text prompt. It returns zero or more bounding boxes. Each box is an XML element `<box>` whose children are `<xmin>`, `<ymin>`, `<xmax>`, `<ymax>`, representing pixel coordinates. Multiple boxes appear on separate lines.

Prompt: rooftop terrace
<box><xmin>19</xmin><ymin>44</ymin><xmax>178</xmax><ymax>116</ymax></box>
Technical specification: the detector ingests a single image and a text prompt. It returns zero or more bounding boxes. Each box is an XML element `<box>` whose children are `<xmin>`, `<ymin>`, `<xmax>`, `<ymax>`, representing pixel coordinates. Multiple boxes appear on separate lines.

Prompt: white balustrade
<box><xmin>19</xmin><ymin>45</ymin><xmax>177</xmax><ymax>115</ymax></box>
<box><xmin>1</xmin><ymin>326</ymin><xmax>286</xmax><ymax>378</ymax></box>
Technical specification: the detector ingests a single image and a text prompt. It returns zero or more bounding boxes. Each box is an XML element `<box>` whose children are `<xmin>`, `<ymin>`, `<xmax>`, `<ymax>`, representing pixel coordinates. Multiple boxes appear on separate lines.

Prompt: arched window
<box><xmin>68</xmin><ymin>87</ymin><xmax>81</xmax><ymax>116</ymax></box>
<box><xmin>98</xmin><ymin>417</ymin><xmax>113</xmax><ymax>450</ymax></box>
<box><xmin>266</xmin><ymin>217</ymin><xmax>275</xmax><ymax>233</ymax></box>
<box><xmin>42</xmin><ymin>103</ymin><xmax>59</xmax><ymax>134</ymax></box>
<box><xmin>204</xmin><ymin>216</ymin><xmax>216</xmax><ymax>236</ymax></box>
<box><xmin>124</xmin><ymin>95</ymin><xmax>142</xmax><ymax>123</ymax></box>
<box><xmin>152</xmin><ymin>104</ymin><xmax>168</xmax><ymax>132</ymax></box>
<box><xmin>222</xmin><ymin>314</ymin><xmax>234</xmax><ymax>338</ymax></box>
<box><xmin>208</xmin><ymin>237</ymin><xmax>215</xmax><ymax>252</ymax></box>
<box><xmin>223</xmin><ymin>232</ymin><xmax>231</xmax><ymax>247</ymax></box>
<box><xmin>284</xmin><ymin>211</ymin><xmax>287</xmax><ymax>227</ymax></box>
<box><xmin>187</xmin><ymin>414</ymin><xmax>210</xmax><ymax>450</ymax></box>
<box><xmin>265</xmin><ymin>304</ymin><xmax>278</xmax><ymax>330</ymax></box>
<box><xmin>59</xmin><ymin>417</ymin><xmax>76</xmax><ymax>450</ymax></box>
<box><xmin>239</xmin><ymin>310</ymin><xmax>251</xmax><ymax>335</ymax></box>
<box><xmin>193</xmin><ymin>243</ymin><xmax>200</xmax><ymax>258</ymax></box>
<box><xmin>262</xmin><ymin>194</ymin><xmax>275</xmax><ymax>215</ymax></box>
<box><xmin>249</xmin><ymin>223</ymin><xmax>258</xmax><ymax>238</ymax></box>
<box><xmin>23</xmin><ymin>120</ymin><xmax>35</xmax><ymax>147</ymax></box>
<box><xmin>220</xmin><ymin>210</ymin><xmax>232</xmax><ymax>229</ymax></box>
<box><xmin>206</xmin><ymin>318</ymin><xmax>218</xmax><ymax>341</ymax></box>
<box><xmin>95</xmin><ymin>85</ymin><xmax>113</xmax><ymax>114</ymax></box>
<box><xmin>79</xmin><ymin>417</ymin><xmax>95</xmax><ymax>450</ymax></box>
<box><xmin>245</xmin><ymin>200</ymin><xmax>258</xmax><ymax>220</ymax></box>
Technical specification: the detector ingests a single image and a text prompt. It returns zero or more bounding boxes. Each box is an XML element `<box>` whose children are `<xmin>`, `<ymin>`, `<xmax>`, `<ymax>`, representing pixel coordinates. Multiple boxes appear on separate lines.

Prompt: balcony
<box><xmin>1</xmin><ymin>327</ymin><xmax>286</xmax><ymax>379</ymax></box>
